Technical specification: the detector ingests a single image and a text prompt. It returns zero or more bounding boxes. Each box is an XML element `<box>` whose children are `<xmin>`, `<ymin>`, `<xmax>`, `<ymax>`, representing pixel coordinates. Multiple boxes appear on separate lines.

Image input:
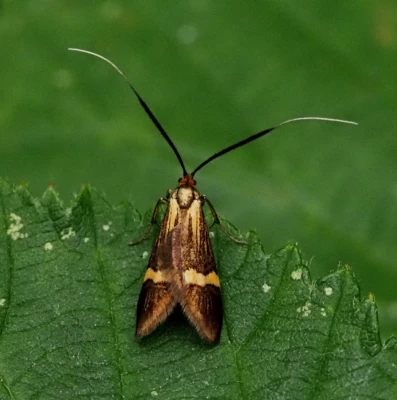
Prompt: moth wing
<box><xmin>179</xmin><ymin>200</ymin><xmax>223</xmax><ymax>343</ymax></box>
<box><xmin>136</xmin><ymin>201</ymin><xmax>179</xmax><ymax>338</ymax></box>
<box><xmin>136</xmin><ymin>279</ymin><xmax>177</xmax><ymax>338</ymax></box>
<box><xmin>183</xmin><ymin>283</ymin><xmax>223</xmax><ymax>344</ymax></box>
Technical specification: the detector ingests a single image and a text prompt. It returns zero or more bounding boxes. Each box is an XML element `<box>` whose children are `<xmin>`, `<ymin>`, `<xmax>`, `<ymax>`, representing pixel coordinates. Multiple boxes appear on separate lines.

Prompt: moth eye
<box><xmin>178</xmin><ymin>178</ymin><xmax>182</xmax><ymax>183</ymax></box>
<box><xmin>193</xmin><ymin>180</ymin><xmax>197</xmax><ymax>186</ymax></box>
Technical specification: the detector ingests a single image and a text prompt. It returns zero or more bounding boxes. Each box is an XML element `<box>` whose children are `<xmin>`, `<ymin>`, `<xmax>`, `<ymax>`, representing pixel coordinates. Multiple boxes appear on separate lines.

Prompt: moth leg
<box><xmin>202</xmin><ymin>196</ymin><xmax>247</xmax><ymax>245</ymax></box>
<box><xmin>129</xmin><ymin>197</ymin><xmax>169</xmax><ymax>246</ymax></box>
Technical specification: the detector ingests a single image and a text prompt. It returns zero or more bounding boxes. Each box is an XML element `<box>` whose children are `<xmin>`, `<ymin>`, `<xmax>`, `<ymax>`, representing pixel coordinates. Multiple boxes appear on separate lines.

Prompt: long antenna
<box><xmin>191</xmin><ymin>117</ymin><xmax>357</xmax><ymax>177</ymax></box>
<box><xmin>68</xmin><ymin>48</ymin><xmax>188</xmax><ymax>176</ymax></box>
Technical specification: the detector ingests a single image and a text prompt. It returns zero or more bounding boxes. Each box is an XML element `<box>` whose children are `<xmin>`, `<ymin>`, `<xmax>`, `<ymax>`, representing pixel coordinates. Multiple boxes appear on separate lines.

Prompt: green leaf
<box><xmin>0</xmin><ymin>179</ymin><xmax>396</xmax><ymax>399</ymax></box>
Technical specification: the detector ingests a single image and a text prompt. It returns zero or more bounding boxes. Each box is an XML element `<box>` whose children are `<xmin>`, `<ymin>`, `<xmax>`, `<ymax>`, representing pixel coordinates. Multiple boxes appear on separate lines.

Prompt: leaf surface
<box><xmin>0</xmin><ymin>180</ymin><xmax>396</xmax><ymax>399</ymax></box>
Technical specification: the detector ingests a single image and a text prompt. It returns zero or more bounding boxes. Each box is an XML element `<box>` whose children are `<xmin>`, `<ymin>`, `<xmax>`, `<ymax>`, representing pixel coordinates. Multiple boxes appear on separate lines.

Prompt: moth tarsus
<box><xmin>128</xmin><ymin>198</ymin><xmax>168</xmax><ymax>246</ymax></box>
<box><xmin>69</xmin><ymin>47</ymin><xmax>357</xmax><ymax>344</ymax></box>
<box><xmin>205</xmin><ymin>196</ymin><xmax>247</xmax><ymax>244</ymax></box>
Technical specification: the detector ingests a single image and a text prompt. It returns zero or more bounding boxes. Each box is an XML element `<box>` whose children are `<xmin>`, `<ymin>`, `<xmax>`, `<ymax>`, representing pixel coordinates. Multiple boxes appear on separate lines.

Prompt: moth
<box><xmin>69</xmin><ymin>48</ymin><xmax>357</xmax><ymax>343</ymax></box>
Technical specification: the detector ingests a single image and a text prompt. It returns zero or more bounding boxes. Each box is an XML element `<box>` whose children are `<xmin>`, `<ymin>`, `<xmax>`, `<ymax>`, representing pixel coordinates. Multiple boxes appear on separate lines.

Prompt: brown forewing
<box><xmin>178</xmin><ymin>198</ymin><xmax>223</xmax><ymax>343</ymax></box>
<box><xmin>135</xmin><ymin>198</ymin><xmax>179</xmax><ymax>338</ymax></box>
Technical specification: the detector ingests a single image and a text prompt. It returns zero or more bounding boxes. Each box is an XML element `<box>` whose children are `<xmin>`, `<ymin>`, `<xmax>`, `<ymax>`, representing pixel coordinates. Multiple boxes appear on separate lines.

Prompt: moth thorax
<box><xmin>176</xmin><ymin>186</ymin><xmax>199</xmax><ymax>208</ymax></box>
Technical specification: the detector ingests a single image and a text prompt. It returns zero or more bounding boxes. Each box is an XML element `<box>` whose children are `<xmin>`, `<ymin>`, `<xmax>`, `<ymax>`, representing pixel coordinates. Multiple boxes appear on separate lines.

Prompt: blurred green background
<box><xmin>1</xmin><ymin>1</ymin><xmax>396</xmax><ymax>337</ymax></box>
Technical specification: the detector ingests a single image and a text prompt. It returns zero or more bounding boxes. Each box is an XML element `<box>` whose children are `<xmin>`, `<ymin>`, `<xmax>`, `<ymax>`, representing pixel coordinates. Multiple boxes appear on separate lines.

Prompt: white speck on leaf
<box><xmin>151</xmin><ymin>391</ymin><xmax>158</xmax><ymax>397</ymax></box>
<box><xmin>44</xmin><ymin>242</ymin><xmax>54</xmax><ymax>251</ymax></box>
<box><xmin>61</xmin><ymin>227</ymin><xmax>76</xmax><ymax>240</ymax></box>
<box><xmin>103</xmin><ymin>224</ymin><xmax>110</xmax><ymax>231</ymax></box>
<box><xmin>209</xmin><ymin>232</ymin><xmax>215</xmax><ymax>238</ymax></box>
<box><xmin>84</xmin><ymin>237</ymin><xmax>90</xmax><ymax>243</ymax></box>
<box><xmin>291</xmin><ymin>268</ymin><xmax>303</xmax><ymax>280</ymax></box>
<box><xmin>10</xmin><ymin>213</ymin><xmax>21</xmax><ymax>224</ymax></box>
<box><xmin>7</xmin><ymin>213</ymin><xmax>28</xmax><ymax>240</ymax></box>
<box><xmin>65</xmin><ymin>207</ymin><xmax>72</xmax><ymax>218</ymax></box>
<box><xmin>262</xmin><ymin>282</ymin><xmax>271</xmax><ymax>293</ymax></box>
<box><xmin>297</xmin><ymin>301</ymin><xmax>312</xmax><ymax>317</ymax></box>
<box><xmin>321</xmin><ymin>307</ymin><xmax>327</xmax><ymax>317</ymax></box>
<box><xmin>0</xmin><ymin>299</ymin><xmax>6</xmax><ymax>307</ymax></box>
<box><xmin>324</xmin><ymin>287</ymin><xmax>333</xmax><ymax>296</ymax></box>
<box><xmin>142</xmin><ymin>251</ymin><xmax>149</xmax><ymax>259</ymax></box>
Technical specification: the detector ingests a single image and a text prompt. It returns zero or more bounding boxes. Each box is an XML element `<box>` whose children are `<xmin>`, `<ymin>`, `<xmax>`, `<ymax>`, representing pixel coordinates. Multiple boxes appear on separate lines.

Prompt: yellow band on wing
<box><xmin>143</xmin><ymin>268</ymin><xmax>166</xmax><ymax>283</ymax></box>
<box><xmin>183</xmin><ymin>269</ymin><xmax>220</xmax><ymax>287</ymax></box>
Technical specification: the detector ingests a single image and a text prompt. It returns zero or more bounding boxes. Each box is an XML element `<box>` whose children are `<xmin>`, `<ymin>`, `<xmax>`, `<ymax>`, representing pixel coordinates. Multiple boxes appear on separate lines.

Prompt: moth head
<box><xmin>178</xmin><ymin>174</ymin><xmax>196</xmax><ymax>188</ymax></box>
